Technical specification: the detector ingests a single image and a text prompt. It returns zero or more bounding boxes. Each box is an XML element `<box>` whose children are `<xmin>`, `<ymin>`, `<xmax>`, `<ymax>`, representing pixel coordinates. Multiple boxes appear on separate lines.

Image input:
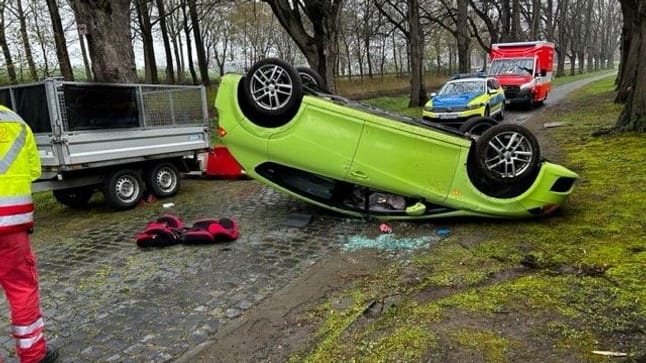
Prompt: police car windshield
<box><xmin>438</xmin><ymin>80</ymin><xmax>485</xmax><ymax>95</ymax></box>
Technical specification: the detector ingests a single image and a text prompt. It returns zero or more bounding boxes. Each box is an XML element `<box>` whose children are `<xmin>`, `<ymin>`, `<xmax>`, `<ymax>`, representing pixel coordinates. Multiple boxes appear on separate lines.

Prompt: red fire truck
<box><xmin>488</xmin><ymin>41</ymin><xmax>555</xmax><ymax>106</ymax></box>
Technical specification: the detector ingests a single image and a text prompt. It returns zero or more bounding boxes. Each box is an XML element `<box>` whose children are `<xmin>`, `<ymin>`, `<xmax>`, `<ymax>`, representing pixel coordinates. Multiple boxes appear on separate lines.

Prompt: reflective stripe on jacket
<box><xmin>0</xmin><ymin>106</ymin><xmax>41</xmax><ymax>234</ymax></box>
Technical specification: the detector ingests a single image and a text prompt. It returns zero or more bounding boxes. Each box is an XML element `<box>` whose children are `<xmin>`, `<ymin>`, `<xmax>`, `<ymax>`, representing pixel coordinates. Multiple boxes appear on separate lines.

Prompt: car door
<box><xmin>266</xmin><ymin>96</ymin><xmax>366</xmax><ymax>181</ymax></box>
<box><xmin>487</xmin><ymin>78</ymin><xmax>505</xmax><ymax>112</ymax></box>
<box><xmin>347</xmin><ymin>114</ymin><xmax>466</xmax><ymax>202</ymax></box>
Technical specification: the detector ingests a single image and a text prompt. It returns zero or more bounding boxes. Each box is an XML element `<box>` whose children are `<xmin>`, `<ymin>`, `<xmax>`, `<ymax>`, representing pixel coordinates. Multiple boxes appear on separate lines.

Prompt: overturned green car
<box><xmin>215</xmin><ymin>58</ymin><xmax>578</xmax><ymax>220</ymax></box>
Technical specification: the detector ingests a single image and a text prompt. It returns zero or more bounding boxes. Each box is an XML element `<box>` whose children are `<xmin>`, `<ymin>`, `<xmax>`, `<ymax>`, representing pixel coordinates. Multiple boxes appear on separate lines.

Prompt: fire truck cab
<box><xmin>488</xmin><ymin>41</ymin><xmax>554</xmax><ymax>106</ymax></box>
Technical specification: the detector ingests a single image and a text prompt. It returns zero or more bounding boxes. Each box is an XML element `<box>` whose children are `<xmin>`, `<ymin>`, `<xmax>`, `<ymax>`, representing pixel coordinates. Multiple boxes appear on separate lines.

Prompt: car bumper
<box><xmin>422</xmin><ymin>108</ymin><xmax>484</xmax><ymax>127</ymax></box>
<box><xmin>503</xmin><ymin>88</ymin><xmax>533</xmax><ymax>104</ymax></box>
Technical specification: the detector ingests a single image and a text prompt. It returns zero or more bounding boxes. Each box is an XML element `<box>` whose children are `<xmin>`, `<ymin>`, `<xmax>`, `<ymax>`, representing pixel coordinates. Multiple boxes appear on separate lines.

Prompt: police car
<box><xmin>423</xmin><ymin>73</ymin><xmax>506</xmax><ymax>129</ymax></box>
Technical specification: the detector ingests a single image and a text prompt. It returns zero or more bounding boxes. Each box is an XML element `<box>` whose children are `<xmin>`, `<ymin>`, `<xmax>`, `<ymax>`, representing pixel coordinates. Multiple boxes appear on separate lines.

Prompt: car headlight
<box><xmin>468</xmin><ymin>103</ymin><xmax>484</xmax><ymax>110</ymax></box>
<box><xmin>424</xmin><ymin>105</ymin><xmax>433</xmax><ymax>112</ymax></box>
<box><xmin>520</xmin><ymin>80</ymin><xmax>536</xmax><ymax>90</ymax></box>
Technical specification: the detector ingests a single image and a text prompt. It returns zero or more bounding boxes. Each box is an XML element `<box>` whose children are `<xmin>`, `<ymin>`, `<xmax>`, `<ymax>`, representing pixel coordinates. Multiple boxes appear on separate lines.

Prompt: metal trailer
<box><xmin>0</xmin><ymin>79</ymin><xmax>211</xmax><ymax>210</ymax></box>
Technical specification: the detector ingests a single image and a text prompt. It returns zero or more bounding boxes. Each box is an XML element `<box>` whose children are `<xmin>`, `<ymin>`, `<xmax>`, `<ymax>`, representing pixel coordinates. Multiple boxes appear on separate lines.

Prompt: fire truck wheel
<box><xmin>103</xmin><ymin>169</ymin><xmax>144</xmax><ymax>210</ymax></box>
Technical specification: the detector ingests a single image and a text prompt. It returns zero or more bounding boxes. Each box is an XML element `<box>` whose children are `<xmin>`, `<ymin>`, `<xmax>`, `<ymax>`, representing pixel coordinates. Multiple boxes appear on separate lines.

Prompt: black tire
<box><xmin>459</xmin><ymin>116</ymin><xmax>498</xmax><ymax>136</ymax></box>
<box><xmin>241</xmin><ymin>58</ymin><xmax>303</xmax><ymax>126</ymax></box>
<box><xmin>102</xmin><ymin>169</ymin><xmax>144</xmax><ymax>210</ymax></box>
<box><xmin>296</xmin><ymin>66</ymin><xmax>329</xmax><ymax>93</ymax></box>
<box><xmin>146</xmin><ymin>162</ymin><xmax>181</xmax><ymax>198</ymax></box>
<box><xmin>475</xmin><ymin>124</ymin><xmax>540</xmax><ymax>183</ymax></box>
<box><xmin>52</xmin><ymin>187</ymin><xmax>95</xmax><ymax>208</ymax></box>
<box><xmin>495</xmin><ymin>102</ymin><xmax>505</xmax><ymax>121</ymax></box>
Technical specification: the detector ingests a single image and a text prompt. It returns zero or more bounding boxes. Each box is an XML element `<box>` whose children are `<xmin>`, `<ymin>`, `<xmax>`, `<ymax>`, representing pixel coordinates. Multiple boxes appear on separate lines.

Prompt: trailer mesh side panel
<box><xmin>141</xmin><ymin>87</ymin><xmax>205</xmax><ymax>128</ymax></box>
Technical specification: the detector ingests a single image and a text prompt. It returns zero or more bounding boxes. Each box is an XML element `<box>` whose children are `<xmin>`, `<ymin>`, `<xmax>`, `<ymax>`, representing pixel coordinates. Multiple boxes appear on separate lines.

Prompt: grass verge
<box><xmin>292</xmin><ymin>77</ymin><xmax>646</xmax><ymax>362</ymax></box>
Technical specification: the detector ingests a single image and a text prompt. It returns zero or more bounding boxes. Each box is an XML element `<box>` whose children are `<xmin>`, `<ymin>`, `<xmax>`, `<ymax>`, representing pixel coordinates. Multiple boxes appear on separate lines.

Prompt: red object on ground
<box><xmin>379</xmin><ymin>223</ymin><xmax>392</xmax><ymax>234</ymax></box>
<box><xmin>205</xmin><ymin>145</ymin><xmax>243</xmax><ymax>178</ymax></box>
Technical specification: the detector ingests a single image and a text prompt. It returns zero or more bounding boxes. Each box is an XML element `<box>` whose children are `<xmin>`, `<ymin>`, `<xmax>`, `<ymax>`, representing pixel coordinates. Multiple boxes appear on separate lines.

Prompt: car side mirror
<box><xmin>540</xmin><ymin>69</ymin><xmax>547</xmax><ymax>77</ymax></box>
<box><xmin>430</xmin><ymin>92</ymin><xmax>437</xmax><ymax>98</ymax></box>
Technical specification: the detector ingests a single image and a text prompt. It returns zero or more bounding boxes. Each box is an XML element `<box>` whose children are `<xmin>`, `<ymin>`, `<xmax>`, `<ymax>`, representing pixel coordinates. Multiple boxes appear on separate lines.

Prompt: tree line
<box><xmin>0</xmin><ymin>0</ymin><xmax>642</xmax><ymax>131</ymax></box>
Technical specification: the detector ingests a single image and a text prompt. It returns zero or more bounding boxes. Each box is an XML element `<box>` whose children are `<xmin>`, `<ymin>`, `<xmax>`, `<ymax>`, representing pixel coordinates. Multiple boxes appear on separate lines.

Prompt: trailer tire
<box><xmin>146</xmin><ymin>162</ymin><xmax>181</xmax><ymax>198</ymax></box>
<box><xmin>103</xmin><ymin>169</ymin><xmax>144</xmax><ymax>210</ymax></box>
<box><xmin>52</xmin><ymin>187</ymin><xmax>95</xmax><ymax>208</ymax></box>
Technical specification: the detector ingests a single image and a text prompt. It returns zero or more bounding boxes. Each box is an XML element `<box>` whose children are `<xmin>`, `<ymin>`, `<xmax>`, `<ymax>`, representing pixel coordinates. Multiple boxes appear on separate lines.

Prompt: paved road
<box><xmin>503</xmin><ymin>72</ymin><xmax>616</xmax><ymax>125</ymax></box>
<box><xmin>0</xmin><ymin>179</ymin><xmax>440</xmax><ymax>363</ymax></box>
<box><xmin>0</xmin><ymin>72</ymin><xmax>614</xmax><ymax>363</ymax></box>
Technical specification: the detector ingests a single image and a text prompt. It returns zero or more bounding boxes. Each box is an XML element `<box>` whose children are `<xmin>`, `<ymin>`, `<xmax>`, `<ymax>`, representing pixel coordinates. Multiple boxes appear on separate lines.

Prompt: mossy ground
<box><xmin>292</xmin><ymin>77</ymin><xmax>646</xmax><ymax>362</ymax></box>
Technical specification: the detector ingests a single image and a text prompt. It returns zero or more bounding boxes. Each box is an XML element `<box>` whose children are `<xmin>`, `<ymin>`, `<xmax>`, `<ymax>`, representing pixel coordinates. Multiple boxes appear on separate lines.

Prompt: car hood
<box><xmin>429</xmin><ymin>92</ymin><xmax>481</xmax><ymax>107</ymax></box>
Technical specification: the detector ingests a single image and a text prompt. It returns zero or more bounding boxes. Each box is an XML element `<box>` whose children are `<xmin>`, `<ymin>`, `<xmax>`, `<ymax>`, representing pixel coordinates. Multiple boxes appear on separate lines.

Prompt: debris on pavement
<box><xmin>544</xmin><ymin>121</ymin><xmax>569</xmax><ymax>128</ymax></box>
<box><xmin>436</xmin><ymin>227</ymin><xmax>450</xmax><ymax>236</ymax></box>
<box><xmin>591</xmin><ymin>351</ymin><xmax>628</xmax><ymax>357</ymax></box>
<box><xmin>343</xmin><ymin>233</ymin><xmax>439</xmax><ymax>251</ymax></box>
<box><xmin>379</xmin><ymin>223</ymin><xmax>392</xmax><ymax>233</ymax></box>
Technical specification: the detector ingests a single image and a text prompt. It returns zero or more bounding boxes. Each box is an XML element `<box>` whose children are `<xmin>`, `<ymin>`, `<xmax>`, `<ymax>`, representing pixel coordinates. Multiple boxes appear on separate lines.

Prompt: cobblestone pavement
<box><xmin>0</xmin><ymin>178</ymin><xmax>438</xmax><ymax>362</ymax></box>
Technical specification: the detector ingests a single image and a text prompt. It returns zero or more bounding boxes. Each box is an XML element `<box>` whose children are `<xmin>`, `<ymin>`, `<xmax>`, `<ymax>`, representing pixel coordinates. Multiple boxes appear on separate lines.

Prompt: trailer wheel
<box><xmin>52</xmin><ymin>187</ymin><xmax>95</xmax><ymax>208</ymax></box>
<box><xmin>103</xmin><ymin>169</ymin><xmax>144</xmax><ymax>210</ymax></box>
<box><xmin>146</xmin><ymin>162</ymin><xmax>181</xmax><ymax>198</ymax></box>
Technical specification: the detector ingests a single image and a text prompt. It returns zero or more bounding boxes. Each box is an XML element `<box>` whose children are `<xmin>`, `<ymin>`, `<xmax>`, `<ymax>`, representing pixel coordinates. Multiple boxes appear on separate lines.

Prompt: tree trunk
<box><xmin>181</xmin><ymin>2</ymin><xmax>197</xmax><ymax>84</ymax></box>
<box><xmin>135</xmin><ymin>0</ymin><xmax>158</xmax><ymax>83</ymax></box>
<box><xmin>615</xmin><ymin>0</ymin><xmax>646</xmax><ymax>132</ymax></box>
<box><xmin>187</xmin><ymin>0</ymin><xmax>210</xmax><ymax>86</ymax></box>
<box><xmin>616</xmin><ymin>0</ymin><xmax>636</xmax><ymax>102</ymax></box>
<box><xmin>501</xmin><ymin>0</ymin><xmax>511</xmax><ymax>41</ymax></box>
<box><xmin>530</xmin><ymin>0</ymin><xmax>540</xmax><ymax>39</ymax></box>
<box><xmin>456</xmin><ymin>0</ymin><xmax>470</xmax><ymax>73</ymax></box>
<box><xmin>511</xmin><ymin>0</ymin><xmax>521</xmax><ymax>40</ymax></box>
<box><xmin>45</xmin><ymin>0</ymin><xmax>74</xmax><ymax>80</ymax></box>
<box><xmin>69</xmin><ymin>0</ymin><xmax>136</xmax><ymax>82</ymax></box>
<box><xmin>156</xmin><ymin>0</ymin><xmax>175</xmax><ymax>83</ymax></box>
<box><xmin>407</xmin><ymin>0</ymin><xmax>426</xmax><ymax>107</ymax></box>
<box><xmin>263</xmin><ymin>0</ymin><xmax>343</xmax><ymax>92</ymax></box>
<box><xmin>0</xmin><ymin>1</ymin><xmax>16</xmax><ymax>84</ymax></box>
<box><xmin>78</xmin><ymin>27</ymin><xmax>92</xmax><ymax>80</ymax></box>
<box><xmin>170</xmin><ymin>21</ymin><xmax>184</xmax><ymax>83</ymax></box>
<box><xmin>16</xmin><ymin>0</ymin><xmax>38</xmax><ymax>81</ymax></box>
<box><xmin>32</xmin><ymin>8</ymin><xmax>49</xmax><ymax>77</ymax></box>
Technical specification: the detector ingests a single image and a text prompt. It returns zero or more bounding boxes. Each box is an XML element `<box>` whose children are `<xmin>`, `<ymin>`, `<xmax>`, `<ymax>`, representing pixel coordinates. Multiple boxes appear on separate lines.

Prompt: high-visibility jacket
<box><xmin>0</xmin><ymin>105</ymin><xmax>41</xmax><ymax>234</ymax></box>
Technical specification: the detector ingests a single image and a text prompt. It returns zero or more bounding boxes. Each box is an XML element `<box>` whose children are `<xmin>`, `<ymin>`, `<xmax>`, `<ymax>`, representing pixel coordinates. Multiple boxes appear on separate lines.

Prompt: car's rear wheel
<box><xmin>241</xmin><ymin>58</ymin><xmax>303</xmax><ymax>127</ymax></box>
<box><xmin>475</xmin><ymin>124</ymin><xmax>540</xmax><ymax>183</ymax></box>
<box><xmin>496</xmin><ymin>102</ymin><xmax>505</xmax><ymax>120</ymax></box>
<box><xmin>459</xmin><ymin>116</ymin><xmax>498</xmax><ymax>136</ymax></box>
<box><xmin>296</xmin><ymin>66</ymin><xmax>329</xmax><ymax>93</ymax></box>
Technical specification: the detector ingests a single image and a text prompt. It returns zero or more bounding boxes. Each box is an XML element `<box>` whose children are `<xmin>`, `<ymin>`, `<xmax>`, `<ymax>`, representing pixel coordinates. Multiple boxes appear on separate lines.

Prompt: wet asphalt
<box><xmin>0</xmin><ymin>178</ymin><xmax>438</xmax><ymax>362</ymax></box>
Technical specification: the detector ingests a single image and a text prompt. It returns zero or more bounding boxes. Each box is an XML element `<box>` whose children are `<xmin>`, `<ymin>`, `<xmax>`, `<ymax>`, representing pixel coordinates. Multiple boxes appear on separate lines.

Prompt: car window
<box><xmin>438</xmin><ymin>81</ymin><xmax>485</xmax><ymax>95</ymax></box>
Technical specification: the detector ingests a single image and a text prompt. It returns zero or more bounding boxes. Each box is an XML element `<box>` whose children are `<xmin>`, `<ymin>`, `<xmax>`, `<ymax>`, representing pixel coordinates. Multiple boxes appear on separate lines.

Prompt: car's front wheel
<box><xmin>475</xmin><ymin>124</ymin><xmax>540</xmax><ymax>183</ymax></box>
<box><xmin>240</xmin><ymin>58</ymin><xmax>303</xmax><ymax>127</ymax></box>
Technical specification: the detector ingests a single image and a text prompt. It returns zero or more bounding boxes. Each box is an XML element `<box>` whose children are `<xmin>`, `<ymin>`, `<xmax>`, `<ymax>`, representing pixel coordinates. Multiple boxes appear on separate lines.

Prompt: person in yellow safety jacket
<box><xmin>0</xmin><ymin>105</ymin><xmax>58</xmax><ymax>363</ymax></box>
